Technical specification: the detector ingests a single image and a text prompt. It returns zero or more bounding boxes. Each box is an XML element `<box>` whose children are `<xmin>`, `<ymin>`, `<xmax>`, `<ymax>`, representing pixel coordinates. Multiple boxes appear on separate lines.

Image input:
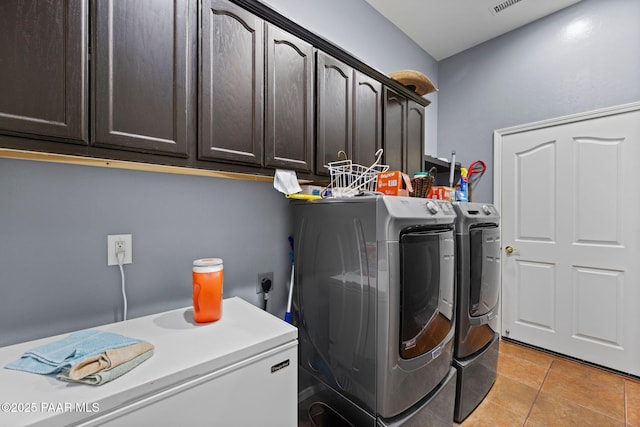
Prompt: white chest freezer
<box><xmin>0</xmin><ymin>297</ymin><xmax>298</xmax><ymax>427</ymax></box>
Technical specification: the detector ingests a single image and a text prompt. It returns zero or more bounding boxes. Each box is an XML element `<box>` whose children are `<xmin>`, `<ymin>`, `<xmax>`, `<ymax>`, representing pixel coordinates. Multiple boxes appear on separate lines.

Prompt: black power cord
<box><xmin>261</xmin><ymin>277</ymin><xmax>272</xmax><ymax>311</ymax></box>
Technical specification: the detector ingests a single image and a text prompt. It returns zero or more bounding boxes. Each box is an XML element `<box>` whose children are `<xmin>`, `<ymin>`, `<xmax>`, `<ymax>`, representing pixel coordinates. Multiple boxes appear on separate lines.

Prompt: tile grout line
<box><xmin>624</xmin><ymin>380</ymin><xmax>627</xmax><ymax>426</ymax></box>
<box><xmin>523</xmin><ymin>358</ymin><xmax>554</xmax><ymax>425</ymax></box>
<box><xmin>539</xmin><ymin>360</ymin><xmax>627</xmax><ymax>424</ymax></box>
<box><xmin>504</xmin><ymin>341</ymin><xmax>631</xmax><ymax>425</ymax></box>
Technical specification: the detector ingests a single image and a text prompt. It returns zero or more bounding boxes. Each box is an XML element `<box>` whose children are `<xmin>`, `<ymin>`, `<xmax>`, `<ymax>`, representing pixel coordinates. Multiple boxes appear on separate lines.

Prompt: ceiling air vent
<box><xmin>489</xmin><ymin>0</ymin><xmax>524</xmax><ymax>15</ymax></box>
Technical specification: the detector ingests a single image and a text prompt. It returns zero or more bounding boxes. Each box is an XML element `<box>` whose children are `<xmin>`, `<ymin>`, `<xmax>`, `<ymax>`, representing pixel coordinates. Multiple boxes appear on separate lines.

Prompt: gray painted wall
<box><xmin>0</xmin><ymin>0</ymin><xmax>437</xmax><ymax>347</ymax></box>
<box><xmin>0</xmin><ymin>158</ymin><xmax>291</xmax><ymax>346</ymax></box>
<box><xmin>437</xmin><ymin>0</ymin><xmax>640</xmax><ymax>203</ymax></box>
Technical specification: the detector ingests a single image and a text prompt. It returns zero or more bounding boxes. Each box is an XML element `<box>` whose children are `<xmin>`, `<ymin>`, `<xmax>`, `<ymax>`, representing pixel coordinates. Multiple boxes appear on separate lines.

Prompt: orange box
<box><xmin>427</xmin><ymin>186</ymin><xmax>454</xmax><ymax>201</ymax></box>
<box><xmin>376</xmin><ymin>171</ymin><xmax>413</xmax><ymax>196</ymax></box>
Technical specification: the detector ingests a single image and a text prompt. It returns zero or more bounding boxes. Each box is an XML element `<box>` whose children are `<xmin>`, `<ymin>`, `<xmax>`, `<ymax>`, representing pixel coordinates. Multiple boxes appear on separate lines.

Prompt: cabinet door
<box><xmin>316</xmin><ymin>51</ymin><xmax>353</xmax><ymax>176</ymax></box>
<box><xmin>353</xmin><ymin>71</ymin><xmax>382</xmax><ymax>168</ymax></box>
<box><xmin>200</xmin><ymin>0</ymin><xmax>264</xmax><ymax>165</ymax></box>
<box><xmin>93</xmin><ymin>0</ymin><xmax>194</xmax><ymax>157</ymax></box>
<box><xmin>406</xmin><ymin>100</ymin><xmax>425</xmax><ymax>177</ymax></box>
<box><xmin>0</xmin><ymin>0</ymin><xmax>87</xmax><ymax>143</ymax></box>
<box><xmin>265</xmin><ymin>25</ymin><xmax>314</xmax><ymax>172</ymax></box>
<box><xmin>383</xmin><ymin>87</ymin><xmax>406</xmax><ymax>172</ymax></box>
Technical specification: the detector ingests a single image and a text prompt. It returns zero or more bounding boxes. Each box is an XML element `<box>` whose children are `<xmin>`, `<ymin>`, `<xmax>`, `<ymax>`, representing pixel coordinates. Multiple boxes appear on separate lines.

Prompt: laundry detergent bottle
<box><xmin>192</xmin><ymin>258</ymin><xmax>224</xmax><ymax>323</ymax></box>
<box><xmin>457</xmin><ymin>167</ymin><xmax>469</xmax><ymax>202</ymax></box>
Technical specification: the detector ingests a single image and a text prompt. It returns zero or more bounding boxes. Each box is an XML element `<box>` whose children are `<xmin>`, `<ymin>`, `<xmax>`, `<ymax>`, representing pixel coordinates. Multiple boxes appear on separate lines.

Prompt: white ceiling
<box><xmin>363</xmin><ymin>0</ymin><xmax>583</xmax><ymax>61</ymax></box>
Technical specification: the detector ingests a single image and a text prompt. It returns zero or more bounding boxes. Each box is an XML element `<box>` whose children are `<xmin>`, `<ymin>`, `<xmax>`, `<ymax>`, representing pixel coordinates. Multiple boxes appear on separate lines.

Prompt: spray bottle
<box><xmin>457</xmin><ymin>167</ymin><xmax>469</xmax><ymax>202</ymax></box>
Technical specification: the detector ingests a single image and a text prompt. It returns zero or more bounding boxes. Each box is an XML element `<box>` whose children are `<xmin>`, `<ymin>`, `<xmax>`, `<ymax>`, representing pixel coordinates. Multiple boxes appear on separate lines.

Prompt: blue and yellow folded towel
<box><xmin>4</xmin><ymin>329</ymin><xmax>142</xmax><ymax>375</ymax></box>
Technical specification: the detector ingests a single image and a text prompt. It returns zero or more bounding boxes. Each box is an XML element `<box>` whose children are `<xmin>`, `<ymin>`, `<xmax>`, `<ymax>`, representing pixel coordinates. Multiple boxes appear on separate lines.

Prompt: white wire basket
<box><xmin>325</xmin><ymin>149</ymin><xmax>389</xmax><ymax>197</ymax></box>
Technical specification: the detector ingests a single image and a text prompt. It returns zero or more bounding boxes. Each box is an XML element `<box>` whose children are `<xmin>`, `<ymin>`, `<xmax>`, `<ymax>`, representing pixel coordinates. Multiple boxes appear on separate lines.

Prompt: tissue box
<box><xmin>427</xmin><ymin>186</ymin><xmax>454</xmax><ymax>201</ymax></box>
<box><xmin>376</xmin><ymin>171</ymin><xmax>413</xmax><ymax>196</ymax></box>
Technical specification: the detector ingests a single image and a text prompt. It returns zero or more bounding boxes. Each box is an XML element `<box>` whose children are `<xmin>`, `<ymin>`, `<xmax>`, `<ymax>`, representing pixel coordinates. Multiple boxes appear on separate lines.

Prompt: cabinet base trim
<box><xmin>0</xmin><ymin>148</ymin><xmax>276</xmax><ymax>183</ymax></box>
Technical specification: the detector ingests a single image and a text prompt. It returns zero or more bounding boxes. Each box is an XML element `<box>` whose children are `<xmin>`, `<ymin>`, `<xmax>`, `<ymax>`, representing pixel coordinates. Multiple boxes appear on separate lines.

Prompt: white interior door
<box><xmin>496</xmin><ymin>104</ymin><xmax>640</xmax><ymax>376</ymax></box>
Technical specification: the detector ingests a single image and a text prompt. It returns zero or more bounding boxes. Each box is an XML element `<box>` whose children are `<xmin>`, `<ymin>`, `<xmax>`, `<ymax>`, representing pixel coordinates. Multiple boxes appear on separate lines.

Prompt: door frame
<box><xmin>493</xmin><ymin>100</ymin><xmax>640</xmax><ymax>338</ymax></box>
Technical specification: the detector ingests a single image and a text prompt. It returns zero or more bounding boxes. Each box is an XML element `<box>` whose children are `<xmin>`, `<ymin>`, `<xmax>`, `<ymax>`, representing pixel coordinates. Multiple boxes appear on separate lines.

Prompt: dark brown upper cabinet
<box><xmin>383</xmin><ymin>87</ymin><xmax>406</xmax><ymax>173</ymax></box>
<box><xmin>92</xmin><ymin>0</ymin><xmax>195</xmax><ymax>157</ymax></box>
<box><xmin>406</xmin><ymin>99</ymin><xmax>426</xmax><ymax>177</ymax></box>
<box><xmin>384</xmin><ymin>87</ymin><xmax>425</xmax><ymax>177</ymax></box>
<box><xmin>0</xmin><ymin>0</ymin><xmax>429</xmax><ymax>181</ymax></box>
<box><xmin>0</xmin><ymin>0</ymin><xmax>88</xmax><ymax>143</ymax></box>
<box><xmin>264</xmin><ymin>24</ymin><xmax>314</xmax><ymax>173</ymax></box>
<box><xmin>353</xmin><ymin>71</ymin><xmax>382</xmax><ymax>168</ymax></box>
<box><xmin>200</xmin><ymin>0</ymin><xmax>264</xmax><ymax>166</ymax></box>
<box><xmin>316</xmin><ymin>51</ymin><xmax>353</xmax><ymax>176</ymax></box>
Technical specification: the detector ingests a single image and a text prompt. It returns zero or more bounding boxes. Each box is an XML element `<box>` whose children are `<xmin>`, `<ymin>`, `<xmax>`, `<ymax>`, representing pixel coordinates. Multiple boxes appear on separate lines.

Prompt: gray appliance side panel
<box><xmin>478</xmin><ymin>226</ymin><xmax>501</xmax><ymax>316</ymax></box>
<box><xmin>376</xmin><ymin>232</ymin><xmax>455</xmax><ymax>418</ymax></box>
<box><xmin>454</xmin><ymin>227</ymin><xmax>500</xmax><ymax>359</ymax></box>
<box><xmin>453</xmin><ymin>333</ymin><xmax>499</xmax><ymax>423</ymax></box>
<box><xmin>293</xmin><ymin>199</ymin><xmax>378</xmax><ymax>413</ymax></box>
<box><xmin>456</xmin><ymin>226</ymin><xmax>500</xmax><ymax>322</ymax></box>
<box><xmin>298</xmin><ymin>367</ymin><xmax>376</xmax><ymax>427</ymax></box>
<box><xmin>377</xmin><ymin>367</ymin><xmax>457</xmax><ymax>427</ymax></box>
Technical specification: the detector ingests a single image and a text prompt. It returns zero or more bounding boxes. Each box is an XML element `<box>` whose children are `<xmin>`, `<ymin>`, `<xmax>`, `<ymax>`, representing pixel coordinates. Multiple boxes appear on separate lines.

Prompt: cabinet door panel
<box><xmin>200</xmin><ymin>0</ymin><xmax>264</xmax><ymax>165</ymax></box>
<box><xmin>406</xmin><ymin>100</ymin><xmax>425</xmax><ymax>177</ymax></box>
<box><xmin>383</xmin><ymin>88</ymin><xmax>405</xmax><ymax>172</ymax></box>
<box><xmin>353</xmin><ymin>71</ymin><xmax>382</xmax><ymax>168</ymax></box>
<box><xmin>93</xmin><ymin>0</ymin><xmax>194</xmax><ymax>157</ymax></box>
<box><xmin>265</xmin><ymin>25</ymin><xmax>314</xmax><ymax>172</ymax></box>
<box><xmin>316</xmin><ymin>52</ymin><xmax>353</xmax><ymax>176</ymax></box>
<box><xmin>0</xmin><ymin>0</ymin><xmax>87</xmax><ymax>143</ymax></box>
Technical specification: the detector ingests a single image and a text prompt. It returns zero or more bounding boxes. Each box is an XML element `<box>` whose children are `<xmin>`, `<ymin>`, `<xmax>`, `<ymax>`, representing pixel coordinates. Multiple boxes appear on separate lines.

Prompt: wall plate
<box><xmin>107</xmin><ymin>234</ymin><xmax>132</xmax><ymax>266</ymax></box>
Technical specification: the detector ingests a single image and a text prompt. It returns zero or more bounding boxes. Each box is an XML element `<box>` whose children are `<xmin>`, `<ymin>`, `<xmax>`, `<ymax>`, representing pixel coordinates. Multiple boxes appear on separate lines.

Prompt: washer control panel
<box><xmin>453</xmin><ymin>202</ymin><xmax>500</xmax><ymax>221</ymax></box>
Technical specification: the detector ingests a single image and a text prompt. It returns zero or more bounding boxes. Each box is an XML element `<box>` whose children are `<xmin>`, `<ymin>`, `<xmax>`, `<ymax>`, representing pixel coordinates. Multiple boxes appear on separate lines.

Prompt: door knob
<box><xmin>505</xmin><ymin>245</ymin><xmax>515</xmax><ymax>254</ymax></box>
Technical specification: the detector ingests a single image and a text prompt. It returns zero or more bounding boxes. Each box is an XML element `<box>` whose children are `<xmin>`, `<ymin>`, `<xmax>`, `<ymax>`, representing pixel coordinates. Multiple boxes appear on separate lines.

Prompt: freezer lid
<box><xmin>0</xmin><ymin>297</ymin><xmax>297</xmax><ymax>427</ymax></box>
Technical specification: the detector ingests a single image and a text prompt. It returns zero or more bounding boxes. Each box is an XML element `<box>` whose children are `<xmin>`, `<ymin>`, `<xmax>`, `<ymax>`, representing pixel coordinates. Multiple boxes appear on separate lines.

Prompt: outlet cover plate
<box><xmin>256</xmin><ymin>272</ymin><xmax>274</xmax><ymax>294</ymax></box>
<box><xmin>107</xmin><ymin>234</ymin><xmax>132</xmax><ymax>266</ymax></box>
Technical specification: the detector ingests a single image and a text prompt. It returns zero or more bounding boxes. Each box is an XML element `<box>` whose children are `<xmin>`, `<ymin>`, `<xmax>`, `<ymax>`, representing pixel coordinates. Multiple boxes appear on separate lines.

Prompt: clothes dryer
<box><xmin>293</xmin><ymin>195</ymin><xmax>457</xmax><ymax>427</ymax></box>
<box><xmin>452</xmin><ymin>202</ymin><xmax>501</xmax><ymax>422</ymax></box>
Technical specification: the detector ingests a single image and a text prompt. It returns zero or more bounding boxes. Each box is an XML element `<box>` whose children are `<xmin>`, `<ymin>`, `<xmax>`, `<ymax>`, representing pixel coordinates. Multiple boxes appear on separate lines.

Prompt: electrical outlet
<box><xmin>107</xmin><ymin>234</ymin><xmax>132</xmax><ymax>266</ymax></box>
<box><xmin>256</xmin><ymin>272</ymin><xmax>273</xmax><ymax>294</ymax></box>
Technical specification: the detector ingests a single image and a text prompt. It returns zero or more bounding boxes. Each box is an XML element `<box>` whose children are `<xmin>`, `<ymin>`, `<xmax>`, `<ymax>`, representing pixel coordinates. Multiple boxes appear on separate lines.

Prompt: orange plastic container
<box><xmin>192</xmin><ymin>258</ymin><xmax>224</xmax><ymax>323</ymax></box>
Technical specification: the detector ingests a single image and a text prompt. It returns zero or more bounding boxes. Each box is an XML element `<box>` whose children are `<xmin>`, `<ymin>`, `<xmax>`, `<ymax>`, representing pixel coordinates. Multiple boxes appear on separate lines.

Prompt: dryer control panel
<box><xmin>453</xmin><ymin>202</ymin><xmax>499</xmax><ymax>220</ymax></box>
<box><xmin>382</xmin><ymin>196</ymin><xmax>456</xmax><ymax>222</ymax></box>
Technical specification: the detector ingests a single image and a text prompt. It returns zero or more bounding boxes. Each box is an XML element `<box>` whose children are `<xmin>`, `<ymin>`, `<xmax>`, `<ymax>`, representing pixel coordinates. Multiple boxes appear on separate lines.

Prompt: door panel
<box><xmin>574</xmin><ymin>137</ymin><xmax>623</xmax><ymax>245</ymax></box>
<box><xmin>500</xmin><ymin>108</ymin><xmax>640</xmax><ymax>376</ymax></box>
<box><xmin>406</xmin><ymin>100</ymin><xmax>425</xmax><ymax>177</ymax></box>
<box><xmin>316</xmin><ymin>51</ymin><xmax>352</xmax><ymax>176</ymax></box>
<box><xmin>265</xmin><ymin>24</ymin><xmax>314</xmax><ymax>172</ymax></box>
<box><xmin>353</xmin><ymin>71</ymin><xmax>382</xmax><ymax>167</ymax></box>
<box><xmin>383</xmin><ymin>88</ymin><xmax>405</xmax><ymax>172</ymax></box>
<box><xmin>94</xmin><ymin>0</ymin><xmax>194</xmax><ymax>156</ymax></box>
<box><xmin>515</xmin><ymin>260</ymin><xmax>556</xmax><ymax>331</ymax></box>
<box><xmin>515</xmin><ymin>141</ymin><xmax>556</xmax><ymax>242</ymax></box>
<box><xmin>200</xmin><ymin>0</ymin><xmax>264</xmax><ymax>165</ymax></box>
<box><xmin>0</xmin><ymin>0</ymin><xmax>87</xmax><ymax>143</ymax></box>
<box><xmin>573</xmin><ymin>267</ymin><xmax>623</xmax><ymax>347</ymax></box>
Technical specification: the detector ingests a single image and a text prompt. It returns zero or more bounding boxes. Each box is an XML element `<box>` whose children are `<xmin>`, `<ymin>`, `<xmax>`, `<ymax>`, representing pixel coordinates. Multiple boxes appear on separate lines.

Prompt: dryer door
<box><xmin>469</xmin><ymin>224</ymin><xmax>500</xmax><ymax>317</ymax></box>
<box><xmin>399</xmin><ymin>227</ymin><xmax>455</xmax><ymax>359</ymax></box>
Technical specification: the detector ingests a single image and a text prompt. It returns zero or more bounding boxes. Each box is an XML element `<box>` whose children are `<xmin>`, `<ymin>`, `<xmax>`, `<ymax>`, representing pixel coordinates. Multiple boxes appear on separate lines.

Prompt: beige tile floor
<box><xmin>456</xmin><ymin>339</ymin><xmax>640</xmax><ymax>427</ymax></box>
